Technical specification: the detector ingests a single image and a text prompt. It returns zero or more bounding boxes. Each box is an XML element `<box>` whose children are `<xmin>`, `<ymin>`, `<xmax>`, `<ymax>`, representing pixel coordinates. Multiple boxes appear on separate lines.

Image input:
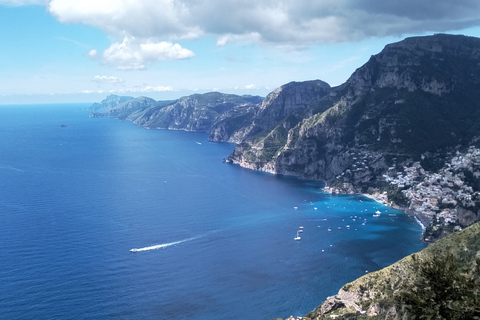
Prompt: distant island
<box><xmin>91</xmin><ymin>34</ymin><xmax>480</xmax><ymax>319</ymax></box>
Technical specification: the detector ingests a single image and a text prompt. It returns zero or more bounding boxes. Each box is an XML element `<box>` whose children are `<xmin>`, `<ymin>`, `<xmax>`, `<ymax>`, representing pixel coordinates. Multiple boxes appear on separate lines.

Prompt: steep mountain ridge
<box><xmin>90</xmin><ymin>96</ymin><xmax>160</xmax><ymax>120</ymax></box>
<box><xmin>90</xmin><ymin>92</ymin><xmax>263</xmax><ymax>133</ymax></box>
<box><xmin>131</xmin><ymin>92</ymin><xmax>262</xmax><ymax>132</ymax></box>
<box><xmin>227</xmin><ymin>34</ymin><xmax>480</xmax><ymax>178</ymax></box>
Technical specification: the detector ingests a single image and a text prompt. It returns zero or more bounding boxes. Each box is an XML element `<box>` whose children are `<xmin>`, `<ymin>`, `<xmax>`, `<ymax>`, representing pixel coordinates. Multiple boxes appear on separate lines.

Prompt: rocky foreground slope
<box><xmin>304</xmin><ymin>221</ymin><xmax>480</xmax><ymax>320</ymax></box>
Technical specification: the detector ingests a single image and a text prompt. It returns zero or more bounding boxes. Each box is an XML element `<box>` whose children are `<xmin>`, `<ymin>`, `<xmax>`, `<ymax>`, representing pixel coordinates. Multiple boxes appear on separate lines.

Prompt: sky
<box><xmin>1</xmin><ymin>1</ymin><xmax>480</xmax><ymax>104</ymax></box>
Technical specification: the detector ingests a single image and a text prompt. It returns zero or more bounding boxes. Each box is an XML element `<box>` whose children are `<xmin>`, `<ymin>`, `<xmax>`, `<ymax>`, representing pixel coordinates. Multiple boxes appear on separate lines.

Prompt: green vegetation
<box><xmin>396</xmin><ymin>254</ymin><xmax>480</xmax><ymax>320</ymax></box>
<box><xmin>385</xmin><ymin>185</ymin><xmax>409</xmax><ymax>206</ymax></box>
<box><xmin>307</xmin><ymin>222</ymin><xmax>480</xmax><ymax>320</ymax></box>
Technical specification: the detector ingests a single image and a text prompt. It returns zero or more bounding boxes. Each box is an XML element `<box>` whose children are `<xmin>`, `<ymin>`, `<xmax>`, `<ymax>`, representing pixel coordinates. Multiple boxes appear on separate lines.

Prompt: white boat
<box><xmin>130</xmin><ymin>248</ymin><xmax>139</xmax><ymax>253</ymax></box>
<box><xmin>375</xmin><ymin>210</ymin><xmax>381</xmax><ymax>214</ymax></box>
<box><xmin>294</xmin><ymin>231</ymin><xmax>301</xmax><ymax>241</ymax></box>
<box><xmin>298</xmin><ymin>229</ymin><xmax>303</xmax><ymax>233</ymax></box>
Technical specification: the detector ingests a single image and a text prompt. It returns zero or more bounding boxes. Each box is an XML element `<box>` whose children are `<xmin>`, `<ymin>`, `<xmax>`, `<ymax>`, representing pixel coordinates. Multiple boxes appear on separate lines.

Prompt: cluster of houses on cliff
<box><xmin>384</xmin><ymin>146</ymin><xmax>480</xmax><ymax>240</ymax></box>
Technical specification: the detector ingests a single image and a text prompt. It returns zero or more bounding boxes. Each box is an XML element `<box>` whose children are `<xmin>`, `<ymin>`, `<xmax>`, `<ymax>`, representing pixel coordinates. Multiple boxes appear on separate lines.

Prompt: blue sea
<box><xmin>0</xmin><ymin>104</ymin><xmax>426</xmax><ymax>319</ymax></box>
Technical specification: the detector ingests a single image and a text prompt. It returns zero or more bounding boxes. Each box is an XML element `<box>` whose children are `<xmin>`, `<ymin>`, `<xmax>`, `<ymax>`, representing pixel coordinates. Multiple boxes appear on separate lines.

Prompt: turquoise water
<box><xmin>0</xmin><ymin>104</ymin><xmax>425</xmax><ymax>319</ymax></box>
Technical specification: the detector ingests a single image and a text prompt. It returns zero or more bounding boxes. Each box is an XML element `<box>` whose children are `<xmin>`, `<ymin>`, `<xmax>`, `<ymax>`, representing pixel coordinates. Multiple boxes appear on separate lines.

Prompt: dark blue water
<box><xmin>0</xmin><ymin>104</ymin><xmax>425</xmax><ymax>319</ymax></box>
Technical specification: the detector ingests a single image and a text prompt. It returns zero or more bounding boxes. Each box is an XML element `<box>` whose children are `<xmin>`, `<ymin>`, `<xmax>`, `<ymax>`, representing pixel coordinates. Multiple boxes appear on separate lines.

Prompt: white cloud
<box><xmin>86</xmin><ymin>49</ymin><xmax>98</xmax><ymax>59</ymax></box>
<box><xmin>245</xmin><ymin>84</ymin><xmax>255</xmax><ymax>89</ymax></box>
<box><xmin>101</xmin><ymin>37</ymin><xmax>195</xmax><ymax>70</ymax></box>
<box><xmin>91</xmin><ymin>75</ymin><xmax>124</xmax><ymax>85</ymax></box>
<box><xmin>126</xmin><ymin>85</ymin><xmax>174</xmax><ymax>93</ymax></box>
<box><xmin>47</xmin><ymin>0</ymin><xmax>480</xmax><ymax>46</ymax></box>
<box><xmin>216</xmin><ymin>33</ymin><xmax>261</xmax><ymax>46</ymax></box>
<box><xmin>82</xmin><ymin>85</ymin><xmax>174</xmax><ymax>95</ymax></box>
<box><xmin>48</xmin><ymin>0</ymin><xmax>201</xmax><ymax>39</ymax></box>
<box><xmin>82</xmin><ymin>89</ymin><xmax>104</xmax><ymax>94</ymax></box>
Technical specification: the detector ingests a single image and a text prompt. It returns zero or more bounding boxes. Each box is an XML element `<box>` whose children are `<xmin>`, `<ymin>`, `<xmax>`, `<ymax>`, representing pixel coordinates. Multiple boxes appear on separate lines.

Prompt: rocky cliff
<box><xmin>209</xmin><ymin>80</ymin><xmax>331</xmax><ymax>143</ymax></box>
<box><xmin>226</xmin><ymin>34</ymin><xmax>480</xmax><ymax>241</ymax></box>
<box><xmin>228</xmin><ymin>34</ymin><xmax>480</xmax><ymax>178</ymax></box>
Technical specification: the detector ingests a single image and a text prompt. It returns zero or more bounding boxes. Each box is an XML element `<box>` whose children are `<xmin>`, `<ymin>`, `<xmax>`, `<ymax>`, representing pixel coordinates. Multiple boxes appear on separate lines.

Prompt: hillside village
<box><xmin>383</xmin><ymin>146</ymin><xmax>480</xmax><ymax>242</ymax></box>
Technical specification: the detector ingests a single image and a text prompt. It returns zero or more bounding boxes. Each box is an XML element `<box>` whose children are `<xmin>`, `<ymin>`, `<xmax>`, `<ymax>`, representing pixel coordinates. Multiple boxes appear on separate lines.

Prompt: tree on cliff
<box><xmin>396</xmin><ymin>254</ymin><xmax>480</xmax><ymax>320</ymax></box>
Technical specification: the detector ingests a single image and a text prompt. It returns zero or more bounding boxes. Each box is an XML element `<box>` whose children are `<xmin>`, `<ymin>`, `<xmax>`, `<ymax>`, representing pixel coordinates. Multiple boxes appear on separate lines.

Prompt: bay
<box><xmin>0</xmin><ymin>104</ymin><xmax>425</xmax><ymax>319</ymax></box>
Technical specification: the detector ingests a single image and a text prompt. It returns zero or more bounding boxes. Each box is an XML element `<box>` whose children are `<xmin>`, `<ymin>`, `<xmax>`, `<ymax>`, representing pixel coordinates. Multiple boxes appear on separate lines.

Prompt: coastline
<box><xmin>324</xmin><ymin>186</ymin><xmax>430</xmax><ymax>229</ymax></box>
<box><xmin>360</xmin><ymin>192</ymin><xmax>389</xmax><ymax>206</ymax></box>
<box><xmin>360</xmin><ymin>192</ymin><xmax>431</xmax><ymax>230</ymax></box>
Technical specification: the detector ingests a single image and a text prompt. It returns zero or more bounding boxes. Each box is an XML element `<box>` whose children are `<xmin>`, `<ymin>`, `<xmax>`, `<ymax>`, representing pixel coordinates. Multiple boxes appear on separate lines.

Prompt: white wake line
<box><xmin>130</xmin><ymin>236</ymin><xmax>199</xmax><ymax>253</ymax></box>
<box><xmin>0</xmin><ymin>165</ymin><xmax>25</xmax><ymax>173</ymax></box>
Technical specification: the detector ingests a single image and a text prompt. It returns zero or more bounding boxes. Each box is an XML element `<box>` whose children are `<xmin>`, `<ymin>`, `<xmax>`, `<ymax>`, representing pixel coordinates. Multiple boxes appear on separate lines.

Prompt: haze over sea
<box><xmin>0</xmin><ymin>104</ymin><xmax>425</xmax><ymax>319</ymax></box>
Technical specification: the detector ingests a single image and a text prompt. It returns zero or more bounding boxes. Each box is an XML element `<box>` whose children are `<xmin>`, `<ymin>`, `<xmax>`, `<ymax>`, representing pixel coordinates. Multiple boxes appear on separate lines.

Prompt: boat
<box><xmin>298</xmin><ymin>229</ymin><xmax>303</xmax><ymax>233</ymax></box>
<box><xmin>294</xmin><ymin>231</ymin><xmax>301</xmax><ymax>241</ymax></box>
<box><xmin>130</xmin><ymin>248</ymin><xmax>139</xmax><ymax>253</ymax></box>
<box><xmin>375</xmin><ymin>210</ymin><xmax>381</xmax><ymax>214</ymax></box>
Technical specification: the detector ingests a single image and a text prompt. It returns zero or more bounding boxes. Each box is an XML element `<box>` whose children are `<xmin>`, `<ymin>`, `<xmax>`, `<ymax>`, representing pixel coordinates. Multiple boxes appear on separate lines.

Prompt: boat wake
<box><xmin>130</xmin><ymin>236</ymin><xmax>199</xmax><ymax>253</ymax></box>
<box><xmin>0</xmin><ymin>165</ymin><xmax>25</xmax><ymax>173</ymax></box>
